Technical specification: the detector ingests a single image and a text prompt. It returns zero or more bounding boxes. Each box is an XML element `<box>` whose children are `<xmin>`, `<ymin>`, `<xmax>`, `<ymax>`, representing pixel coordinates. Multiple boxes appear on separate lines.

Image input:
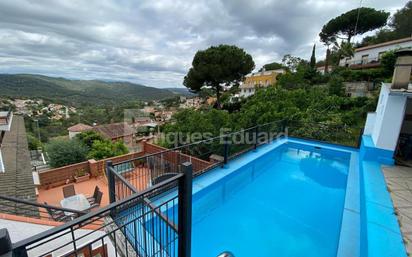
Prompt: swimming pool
<box><xmin>117</xmin><ymin>139</ymin><xmax>355</xmax><ymax>257</ymax></box>
<box><xmin>191</xmin><ymin>142</ymin><xmax>350</xmax><ymax>257</ymax></box>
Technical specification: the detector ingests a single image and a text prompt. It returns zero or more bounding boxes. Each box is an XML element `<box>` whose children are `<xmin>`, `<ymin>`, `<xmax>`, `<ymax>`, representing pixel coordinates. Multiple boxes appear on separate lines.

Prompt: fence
<box><xmin>0</xmin><ymin>195</ymin><xmax>86</xmax><ymax>223</ymax></box>
<box><xmin>2</xmin><ymin>162</ymin><xmax>193</xmax><ymax>257</ymax></box>
<box><xmin>38</xmin><ymin>152</ymin><xmax>145</xmax><ymax>189</ymax></box>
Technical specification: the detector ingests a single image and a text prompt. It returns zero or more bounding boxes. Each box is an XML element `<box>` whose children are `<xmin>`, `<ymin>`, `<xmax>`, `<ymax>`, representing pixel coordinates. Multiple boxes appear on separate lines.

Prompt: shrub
<box><xmin>328</xmin><ymin>76</ymin><xmax>345</xmax><ymax>96</ymax></box>
<box><xmin>45</xmin><ymin>139</ymin><xmax>88</xmax><ymax>168</ymax></box>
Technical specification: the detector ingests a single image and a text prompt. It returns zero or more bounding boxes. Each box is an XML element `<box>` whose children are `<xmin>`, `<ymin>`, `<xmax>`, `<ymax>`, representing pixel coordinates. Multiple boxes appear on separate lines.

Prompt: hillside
<box><xmin>164</xmin><ymin>87</ymin><xmax>196</xmax><ymax>96</ymax></box>
<box><xmin>0</xmin><ymin>74</ymin><xmax>181</xmax><ymax>106</ymax></box>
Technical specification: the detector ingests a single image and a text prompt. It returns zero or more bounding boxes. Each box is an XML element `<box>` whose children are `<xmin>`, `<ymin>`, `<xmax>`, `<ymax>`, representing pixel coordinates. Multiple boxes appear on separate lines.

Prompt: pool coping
<box><xmin>188</xmin><ymin>137</ymin><xmax>359</xmax><ymax>257</ymax></box>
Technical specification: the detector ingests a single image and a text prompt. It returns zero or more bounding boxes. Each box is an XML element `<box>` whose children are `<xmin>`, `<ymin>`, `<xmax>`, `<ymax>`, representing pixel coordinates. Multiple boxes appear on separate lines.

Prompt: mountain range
<box><xmin>0</xmin><ymin>74</ymin><xmax>193</xmax><ymax>106</ymax></box>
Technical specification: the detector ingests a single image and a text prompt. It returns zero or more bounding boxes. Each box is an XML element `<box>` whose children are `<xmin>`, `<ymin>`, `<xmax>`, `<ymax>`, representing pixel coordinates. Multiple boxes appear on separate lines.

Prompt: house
<box><xmin>362</xmin><ymin>48</ymin><xmax>412</xmax><ymax>164</ymax></box>
<box><xmin>339</xmin><ymin>37</ymin><xmax>412</xmax><ymax>69</ymax></box>
<box><xmin>239</xmin><ymin>69</ymin><xmax>285</xmax><ymax>97</ymax></box>
<box><xmin>0</xmin><ymin>110</ymin><xmax>13</xmax><ymax>172</ymax></box>
<box><xmin>179</xmin><ymin>97</ymin><xmax>203</xmax><ymax>109</ymax></box>
<box><xmin>316</xmin><ymin>65</ymin><xmax>333</xmax><ymax>74</ymax></box>
<box><xmin>67</xmin><ymin>123</ymin><xmax>93</xmax><ymax>139</ymax></box>
<box><xmin>93</xmin><ymin>122</ymin><xmax>135</xmax><ymax>146</ymax></box>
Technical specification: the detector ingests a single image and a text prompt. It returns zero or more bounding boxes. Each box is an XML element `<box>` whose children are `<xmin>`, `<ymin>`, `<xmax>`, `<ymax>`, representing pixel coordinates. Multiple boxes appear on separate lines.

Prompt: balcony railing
<box><xmin>1</xmin><ymin>162</ymin><xmax>193</xmax><ymax>257</ymax></box>
<box><xmin>0</xmin><ymin>195</ymin><xmax>86</xmax><ymax>222</ymax></box>
<box><xmin>341</xmin><ymin>56</ymin><xmax>381</xmax><ymax>68</ymax></box>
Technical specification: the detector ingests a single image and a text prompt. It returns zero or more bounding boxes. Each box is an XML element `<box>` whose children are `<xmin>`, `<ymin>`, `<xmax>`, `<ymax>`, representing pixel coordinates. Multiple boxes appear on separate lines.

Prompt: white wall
<box><xmin>364</xmin><ymin>112</ymin><xmax>376</xmax><ymax>135</ymax></box>
<box><xmin>239</xmin><ymin>88</ymin><xmax>255</xmax><ymax>97</ymax></box>
<box><xmin>68</xmin><ymin>131</ymin><xmax>80</xmax><ymax>139</ymax></box>
<box><xmin>340</xmin><ymin>40</ymin><xmax>412</xmax><ymax>66</ymax></box>
<box><xmin>370</xmin><ymin>84</ymin><xmax>407</xmax><ymax>151</ymax></box>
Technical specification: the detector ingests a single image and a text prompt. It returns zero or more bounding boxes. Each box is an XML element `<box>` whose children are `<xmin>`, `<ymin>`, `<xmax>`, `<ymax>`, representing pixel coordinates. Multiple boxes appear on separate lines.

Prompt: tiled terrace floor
<box><xmin>37</xmin><ymin>176</ymin><xmax>110</xmax><ymax>212</ymax></box>
<box><xmin>382</xmin><ymin>165</ymin><xmax>412</xmax><ymax>254</ymax></box>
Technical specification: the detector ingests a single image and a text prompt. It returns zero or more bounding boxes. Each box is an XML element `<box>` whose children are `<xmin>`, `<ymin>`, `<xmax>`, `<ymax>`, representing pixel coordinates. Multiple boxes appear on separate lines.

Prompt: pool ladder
<box><xmin>217</xmin><ymin>251</ymin><xmax>235</xmax><ymax>257</ymax></box>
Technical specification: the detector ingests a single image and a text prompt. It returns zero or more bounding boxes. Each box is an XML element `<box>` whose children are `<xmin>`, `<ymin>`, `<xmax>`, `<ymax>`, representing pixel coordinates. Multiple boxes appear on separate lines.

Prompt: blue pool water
<box><xmin>191</xmin><ymin>142</ymin><xmax>350</xmax><ymax>257</ymax></box>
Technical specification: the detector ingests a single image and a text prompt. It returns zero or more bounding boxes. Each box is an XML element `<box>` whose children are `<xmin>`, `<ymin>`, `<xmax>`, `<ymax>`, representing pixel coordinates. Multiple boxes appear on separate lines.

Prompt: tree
<box><xmin>259</xmin><ymin>62</ymin><xmax>284</xmax><ymax>71</ymax></box>
<box><xmin>391</xmin><ymin>1</ymin><xmax>412</xmax><ymax>37</ymax></box>
<box><xmin>360</xmin><ymin>2</ymin><xmax>412</xmax><ymax>46</ymax></box>
<box><xmin>87</xmin><ymin>139</ymin><xmax>128</xmax><ymax>160</ymax></box>
<box><xmin>331</xmin><ymin>41</ymin><xmax>355</xmax><ymax>65</ymax></box>
<box><xmin>183</xmin><ymin>45</ymin><xmax>254</xmax><ymax>109</ymax></box>
<box><xmin>380</xmin><ymin>51</ymin><xmax>397</xmax><ymax>76</ymax></box>
<box><xmin>328</xmin><ymin>76</ymin><xmax>345</xmax><ymax>96</ymax></box>
<box><xmin>282</xmin><ymin>54</ymin><xmax>305</xmax><ymax>72</ymax></box>
<box><xmin>310</xmin><ymin>44</ymin><xmax>316</xmax><ymax>69</ymax></box>
<box><xmin>45</xmin><ymin>139</ymin><xmax>88</xmax><ymax>167</ymax></box>
<box><xmin>76</xmin><ymin>130</ymin><xmax>104</xmax><ymax>148</ymax></box>
<box><xmin>320</xmin><ymin>7</ymin><xmax>389</xmax><ymax>70</ymax></box>
<box><xmin>27</xmin><ymin>134</ymin><xmax>42</xmax><ymax>150</ymax></box>
<box><xmin>320</xmin><ymin>7</ymin><xmax>389</xmax><ymax>43</ymax></box>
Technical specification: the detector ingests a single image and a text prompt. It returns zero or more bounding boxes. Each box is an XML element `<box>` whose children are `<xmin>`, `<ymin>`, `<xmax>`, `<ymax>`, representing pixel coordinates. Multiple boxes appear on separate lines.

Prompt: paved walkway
<box><xmin>382</xmin><ymin>165</ymin><xmax>412</xmax><ymax>254</ymax></box>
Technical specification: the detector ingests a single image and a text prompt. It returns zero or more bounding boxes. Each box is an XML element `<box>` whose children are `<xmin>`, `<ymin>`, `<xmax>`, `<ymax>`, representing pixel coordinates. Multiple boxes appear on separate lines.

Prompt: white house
<box><xmin>340</xmin><ymin>37</ymin><xmax>412</xmax><ymax>68</ymax></box>
<box><xmin>239</xmin><ymin>69</ymin><xmax>285</xmax><ymax>98</ymax></box>
<box><xmin>362</xmin><ymin>48</ymin><xmax>412</xmax><ymax>164</ymax></box>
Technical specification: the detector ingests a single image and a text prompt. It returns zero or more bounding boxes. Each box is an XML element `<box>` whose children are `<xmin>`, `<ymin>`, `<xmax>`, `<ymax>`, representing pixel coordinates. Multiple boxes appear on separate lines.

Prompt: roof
<box><xmin>0</xmin><ymin>116</ymin><xmax>38</xmax><ymax>216</ymax></box>
<box><xmin>356</xmin><ymin>37</ymin><xmax>412</xmax><ymax>52</ymax></box>
<box><xmin>67</xmin><ymin>123</ymin><xmax>92</xmax><ymax>132</ymax></box>
<box><xmin>245</xmin><ymin>69</ymin><xmax>285</xmax><ymax>78</ymax></box>
<box><xmin>93</xmin><ymin>122</ymin><xmax>134</xmax><ymax>139</ymax></box>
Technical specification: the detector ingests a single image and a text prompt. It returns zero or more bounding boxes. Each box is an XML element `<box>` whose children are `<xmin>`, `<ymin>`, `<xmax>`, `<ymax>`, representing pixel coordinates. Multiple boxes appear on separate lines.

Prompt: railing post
<box><xmin>254</xmin><ymin>126</ymin><xmax>259</xmax><ymax>150</ymax></box>
<box><xmin>0</xmin><ymin>228</ymin><xmax>28</xmax><ymax>257</ymax></box>
<box><xmin>106</xmin><ymin>160</ymin><xmax>115</xmax><ymax>204</ymax></box>
<box><xmin>178</xmin><ymin>162</ymin><xmax>192</xmax><ymax>257</ymax></box>
<box><xmin>223</xmin><ymin>135</ymin><xmax>229</xmax><ymax>165</ymax></box>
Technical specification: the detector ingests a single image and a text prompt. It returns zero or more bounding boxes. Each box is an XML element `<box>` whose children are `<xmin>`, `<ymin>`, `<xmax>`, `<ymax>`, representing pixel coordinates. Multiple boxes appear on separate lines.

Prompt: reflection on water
<box><xmin>300</xmin><ymin>157</ymin><xmax>347</xmax><ymax>189</ymax></box>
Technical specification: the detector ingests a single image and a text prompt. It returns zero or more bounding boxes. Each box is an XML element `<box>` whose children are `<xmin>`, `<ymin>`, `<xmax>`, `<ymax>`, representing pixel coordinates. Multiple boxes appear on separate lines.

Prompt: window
<box><xmin>361</xmin><ymin>54</ymin><xmax>369</xmax><ymax>64</ymax></box>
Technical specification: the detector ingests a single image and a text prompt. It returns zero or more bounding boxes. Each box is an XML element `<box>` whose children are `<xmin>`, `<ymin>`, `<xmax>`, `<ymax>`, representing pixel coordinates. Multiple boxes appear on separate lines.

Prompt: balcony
<box><xmin>341</xmin><ymin>56</ymin><xmax>381</xmax><ymax>70</ymax></box>
<box><xmin>0</xmin><ymin>109</ymin><xmax>13</xmax><ymax>132</ymax></box>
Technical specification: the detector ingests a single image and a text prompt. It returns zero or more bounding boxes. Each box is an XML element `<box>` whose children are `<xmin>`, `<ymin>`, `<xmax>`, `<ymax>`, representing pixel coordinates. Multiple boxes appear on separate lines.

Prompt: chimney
<box><xmin>391</xmin><ymin>48</ymin><xmax>412</xmax><ymax>90</ymax></box>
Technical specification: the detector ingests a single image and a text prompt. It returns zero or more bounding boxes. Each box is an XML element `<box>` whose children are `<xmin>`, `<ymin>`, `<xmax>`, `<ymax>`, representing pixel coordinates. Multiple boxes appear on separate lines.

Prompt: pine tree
<box><xmin>310</xmin><ymin>44</ymin><xmax>316</xmax><ymax>69</ymax></box>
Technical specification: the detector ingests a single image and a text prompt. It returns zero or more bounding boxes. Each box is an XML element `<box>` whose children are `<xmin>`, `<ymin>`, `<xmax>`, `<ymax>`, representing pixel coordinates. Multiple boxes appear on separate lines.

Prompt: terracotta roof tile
<box><xmin>67</xmin><ymin>123</ymin><xmax>93</xmax><ymax>132</ymax></box>
<box><xmin>93</xmin><ymin>122</ymin><xmax>134</xmax><ymax>139</ymax></box>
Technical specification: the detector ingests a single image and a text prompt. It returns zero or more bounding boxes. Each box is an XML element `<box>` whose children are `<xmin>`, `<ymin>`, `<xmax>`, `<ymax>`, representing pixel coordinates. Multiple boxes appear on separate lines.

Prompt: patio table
<box><xmin>60</xmin><ymin>194</ymin><xmax>91</xmax><ymax>216</ymax></box>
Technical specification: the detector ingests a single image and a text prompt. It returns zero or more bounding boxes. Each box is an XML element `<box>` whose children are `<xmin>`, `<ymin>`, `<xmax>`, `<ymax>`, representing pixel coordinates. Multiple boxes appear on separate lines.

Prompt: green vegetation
<box><xmin>319</xmin><ymin>7</ymin><xmax>389</xmax><ymax>70</ymax></box>
<box><xmin>161</xmin><ymin>86</ymin><xmax>377</xmax><ymax>148</ymax></box>
<box><xmin>45</xmin><ymin>139</ymin><xmax>88</xmax><ymax>168</ymax></box>
<box><xmin>361</xmin><ymin>2</ymin><xmax>412</xmax><ymax>46</ymax></box>
<box><xmin>45</xmin><ymin>131</ymin><xmax>129</xmax><ymax>167</ymax></box>
<box><xmin>259</xmin><ymin>62</ymin><xmax>284</xmax><ymax>71</ymax></box>
<box><xmin>0</xmin><ymin>74</ymin><xmax>182</xmax><ymax>107</ymax></box>
<box><xmin>27</xmin><ymin>134</ymin><xmax>42</xmax><ymax>150</ymax></box>
<box><xmin>76</xmin><ymin>131</ymin><xmax>129</xmax><ymax>160</ymax></box>
<box><xmin>320</xmin><ymin>7</ymin><xmax>389</xmax><ymax>43</ymax></box>
<box><xmin>87</xmin><ymin>140</ymin><xmax>128</xmax><ymax>160</ymax></box>
<box><xmin>184</xmin><ymin>44</ymin><xmax>255</xmax><ymax>108</ymax></box>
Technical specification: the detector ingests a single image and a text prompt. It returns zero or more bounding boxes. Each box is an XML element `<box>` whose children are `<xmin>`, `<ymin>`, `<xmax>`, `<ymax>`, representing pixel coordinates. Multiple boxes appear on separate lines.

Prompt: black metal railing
<box><xmin>0</xmin><ymin>195</ymin><xmax>86</xmax><ymax>222</ymax></box>
<box><xmin>1</xmin><ymin>162</ymin><xmax>193</xmax><ymax>257</ymax></box>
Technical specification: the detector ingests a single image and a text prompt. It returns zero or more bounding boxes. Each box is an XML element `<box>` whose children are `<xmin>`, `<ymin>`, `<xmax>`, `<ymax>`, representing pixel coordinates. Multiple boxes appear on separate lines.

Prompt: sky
<box><xmin>0</xmin><ymin>0</ymin><xmax>407</xmax><ymax>88</ymax></box>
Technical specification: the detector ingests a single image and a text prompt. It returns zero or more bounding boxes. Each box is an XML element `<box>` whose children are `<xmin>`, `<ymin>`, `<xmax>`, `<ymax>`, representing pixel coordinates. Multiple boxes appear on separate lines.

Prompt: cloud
<box><xmin>0</xmin><ymin>0</ymin><xmax>406</xmax><ymax>88</ymax></box>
